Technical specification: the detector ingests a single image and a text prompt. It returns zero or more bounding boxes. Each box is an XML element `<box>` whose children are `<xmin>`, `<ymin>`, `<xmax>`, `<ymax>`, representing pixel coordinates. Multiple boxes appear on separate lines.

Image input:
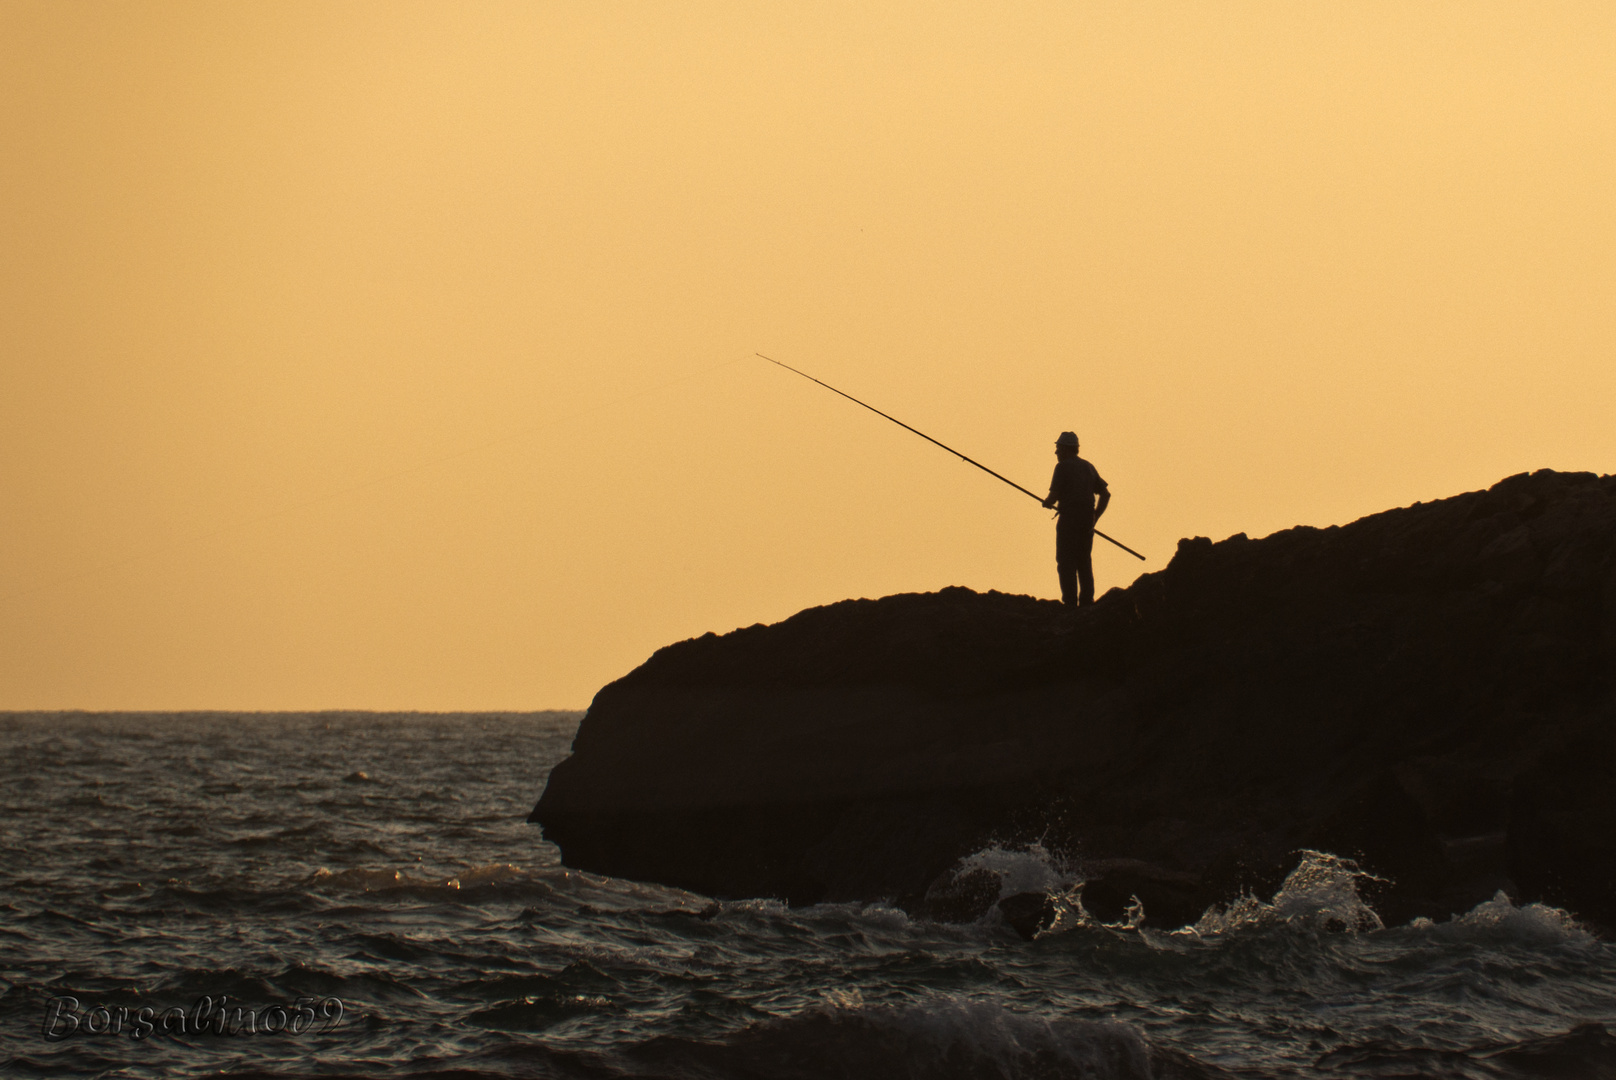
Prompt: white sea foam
<box><xmin>821</xmin><ymin>985</ymin><xmax>865</xmax><ymax>1010</ymax></box>
<box><xmin>950</xmin><ymin>845</ymin><xmax>1592</xmax><ymax>952</ymax></box>
<box><xmin>946</xmin><ymin>842</ymin><xmax>1110</xmax><ymax>937</ymax></box>
<box><xmin>948</xmin><ymin>847</ymin><xmax>1396</xmax><ymax>939</ymax></box>
<box><xmin>1410</xmin><ymin>889</ymin><xmax>1593</xmax><ymax>944</ymax></box>
<box><xmin>956</xmin><ymin>841</ymin><xmax>1081</xmax><ymax>900</ymax></box>
<box><xmin>1185</xmin><ymin>850</ymin><xmax>1384</xmax><ymax>938</ymax></box>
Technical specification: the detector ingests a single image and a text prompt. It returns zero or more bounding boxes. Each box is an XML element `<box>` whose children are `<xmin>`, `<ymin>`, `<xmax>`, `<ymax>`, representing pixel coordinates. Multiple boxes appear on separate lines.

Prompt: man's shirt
<box><xmin>1047</xmin><ymin>457</ymin><xmax>1107</xmax><ymax>521</ymax></box>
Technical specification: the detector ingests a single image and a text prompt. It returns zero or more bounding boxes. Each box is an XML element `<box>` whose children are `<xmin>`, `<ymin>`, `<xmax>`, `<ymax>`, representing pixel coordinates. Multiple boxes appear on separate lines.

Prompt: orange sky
<box><xmin>3</xmin><ymin>1</ymin><xmax>1613</xmax><ymax>709</ymax></box>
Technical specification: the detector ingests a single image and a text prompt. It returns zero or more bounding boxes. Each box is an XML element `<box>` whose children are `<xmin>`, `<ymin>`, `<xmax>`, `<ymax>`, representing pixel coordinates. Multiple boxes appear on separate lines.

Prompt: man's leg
<box><xmin>1076</xmin><ymin>527</ymin><xmax>1096</xmax><ymax>605</ymax></box>
<box><xmin>1056</xmin><ymin>520</ymin><xmax>1079</xmax><ymax>607</ymax></box>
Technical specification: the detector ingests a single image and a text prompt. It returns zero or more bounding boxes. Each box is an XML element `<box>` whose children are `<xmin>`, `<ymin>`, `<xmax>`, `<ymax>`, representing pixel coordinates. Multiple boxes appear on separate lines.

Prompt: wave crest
<box><xmin>1187</xmin><ymin>851</ymin><xmax>1384</xmax><ymax>937</ymax></box>
<box><xmin>624</xmin><ymin>997</ymin><xmax>1230</xmax><ymax>1080</ymax></box>
<box><xmin>307</xmin><ymin>862</ymin><xmax>543</xmax><ymax>900</ymax></box>
<box><xmin>1410</xmin><ymin>889</ymin><xmax>1593</xmax><ymax>944</ymax></box>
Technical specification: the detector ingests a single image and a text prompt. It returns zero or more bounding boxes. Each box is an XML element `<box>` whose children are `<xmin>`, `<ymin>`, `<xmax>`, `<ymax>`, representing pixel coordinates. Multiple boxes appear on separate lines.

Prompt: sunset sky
<box><xmin>3</xmin><ymin>2</ymin><xmax>1613</xmax><ymax>710</ymax></box>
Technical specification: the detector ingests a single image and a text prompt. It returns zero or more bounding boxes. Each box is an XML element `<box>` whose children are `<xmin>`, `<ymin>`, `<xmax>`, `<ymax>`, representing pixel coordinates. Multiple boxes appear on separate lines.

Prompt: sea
<box><xmin>2</xmin><ymin>711</ymin><xmax>1613</xmax><ymax>1079</ymax></box>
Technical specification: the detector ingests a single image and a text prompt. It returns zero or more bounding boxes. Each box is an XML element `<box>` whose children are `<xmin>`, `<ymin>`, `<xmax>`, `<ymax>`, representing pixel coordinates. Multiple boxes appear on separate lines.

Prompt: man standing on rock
<box><xmin>1042</xmin><ymin>431</ymin><xmax>1110</xmax><ymax>608</ymax></box>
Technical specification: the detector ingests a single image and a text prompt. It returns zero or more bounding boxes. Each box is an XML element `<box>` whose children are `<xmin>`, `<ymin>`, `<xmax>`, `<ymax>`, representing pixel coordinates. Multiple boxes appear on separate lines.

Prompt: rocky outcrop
<box><xmin>531</xmin><ymin>470</ymin><xmax>1616</xmax><ymax>931</ymax></box>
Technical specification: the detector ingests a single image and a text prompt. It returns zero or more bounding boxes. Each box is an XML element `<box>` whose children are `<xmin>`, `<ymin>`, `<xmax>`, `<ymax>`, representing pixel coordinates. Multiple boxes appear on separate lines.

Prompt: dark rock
<box><xmin>1482</xmin><ymin>1023</ymin><xmax>1616</xmax><ymax>1079</ymax></box>
<box><xmin>531</xmin><ymin>470</ymin><xmax>1616</xmax><ymax>931</ymax></box>
<box><xmin>997</xmin><ymin>892</ymin><xmax>1057</xmax><ymax>940</ymax></box>
<box><xmin>921</xmin><ymin>866</ymin><xmax>1000</xmax><ymax>924</ymax></box>
<box><xmin>1080</xmin><ymin>859</ymin><xmax>1201</xmax><ymax>928</ymax></box>
<box><xmin>1510</xmin><ymin>733</ymin><xmax>1616</xmax><ymax>927</ymax></box>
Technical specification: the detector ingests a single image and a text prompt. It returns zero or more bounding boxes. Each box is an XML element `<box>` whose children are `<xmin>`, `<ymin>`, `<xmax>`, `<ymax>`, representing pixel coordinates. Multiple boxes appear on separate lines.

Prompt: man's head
<box><xmin>1055</xmin><ymin>431</ymin><xmax>1079</xmax><ymax>459</ymax></box>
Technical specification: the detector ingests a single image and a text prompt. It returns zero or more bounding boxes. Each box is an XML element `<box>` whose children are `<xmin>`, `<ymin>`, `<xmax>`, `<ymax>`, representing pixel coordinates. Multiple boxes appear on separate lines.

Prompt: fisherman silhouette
<box><xmin>755</xmin><ymin>354</ymin><xmax>1144</xmax><ymax>563</ymax></box>
<box><xmin>1041</xmin><ymin>432</ymin><xmax>1110</xmax><ymax>608</ymax></box>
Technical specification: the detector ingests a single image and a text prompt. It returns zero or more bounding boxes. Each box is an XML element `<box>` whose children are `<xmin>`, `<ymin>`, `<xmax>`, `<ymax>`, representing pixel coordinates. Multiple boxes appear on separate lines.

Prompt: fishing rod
<box><xmin>757</xmin><ymin>353</ymin><xmax>1147</xmax><ymax>561</ymax></box>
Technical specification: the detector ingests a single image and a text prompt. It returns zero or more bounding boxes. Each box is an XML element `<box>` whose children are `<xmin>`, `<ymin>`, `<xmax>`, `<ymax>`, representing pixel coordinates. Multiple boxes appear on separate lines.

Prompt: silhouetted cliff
<box><xmin>531</xmin><ymin>470</ymin><xmax>1616</xmax><ymax>931</ymax></box>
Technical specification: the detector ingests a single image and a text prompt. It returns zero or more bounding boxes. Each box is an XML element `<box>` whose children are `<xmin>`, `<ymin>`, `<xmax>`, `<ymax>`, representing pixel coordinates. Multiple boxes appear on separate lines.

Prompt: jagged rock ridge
<box><xmin>532</xmin><ymin>470</ymin><xmax>1616</xmax><ymax>931</ymax></box>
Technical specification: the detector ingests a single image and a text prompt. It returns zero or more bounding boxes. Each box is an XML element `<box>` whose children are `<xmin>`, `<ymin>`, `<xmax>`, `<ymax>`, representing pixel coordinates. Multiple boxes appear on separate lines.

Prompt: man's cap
<box><xmin>1055</xmin><ymin>431</ymin><xmax>1079</xmax><ymax>448</ymax></box>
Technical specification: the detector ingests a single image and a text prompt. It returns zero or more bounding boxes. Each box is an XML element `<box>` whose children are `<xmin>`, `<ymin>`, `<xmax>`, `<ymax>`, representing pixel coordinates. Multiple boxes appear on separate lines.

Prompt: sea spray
<box><xmin>942</xmin><ymin>845</ymin><xmax>1388</xmax><ymax>939</ymax></box>
<box><xmin>956</xmin><ymin>841</ymin><xmax>1082</xmax><ymax>901</ymax></box>
<box><xmin>1414</xmin><ymin>889</ymin><xmax>1593</xmax><ymax>945</ymax></box>
<box><xmin>1188</xmin><ymin>850</ymin><xmax>1385</xmax><ymax>937</ymax></box>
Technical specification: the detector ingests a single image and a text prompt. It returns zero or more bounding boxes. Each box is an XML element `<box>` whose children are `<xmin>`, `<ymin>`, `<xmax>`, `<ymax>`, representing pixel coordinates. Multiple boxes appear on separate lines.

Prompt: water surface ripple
<box><xmin>2</xmin><ymin>712</ymin><xmax>1613</xmax><ymax>1078</ymax></box>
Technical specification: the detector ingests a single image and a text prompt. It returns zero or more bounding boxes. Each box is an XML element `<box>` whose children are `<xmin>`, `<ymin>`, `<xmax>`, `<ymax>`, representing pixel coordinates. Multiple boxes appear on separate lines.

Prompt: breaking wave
<box><xmin>948</xmin><ymin>842</ymin><xmax>1593</xmax><ymax>951</ymax></box>
<box><xmin>1186</xmin><ymin>850</ymin><xmax>1384</xmax><ymax>936</ymax></box>
<box><xmin>1411</xmin><ymin>889</ymin><xmax>1595</xmax><ymax>945</ymax></box>
<box><xmin>564</xmin><ymin>998</ymin><xmax>1229</xmax><ymax>1080</ymax></box>
<box><xmin>957</xmin><ymin>841</ymin><xmax>1082</xmax><ymax>901</ymax></box>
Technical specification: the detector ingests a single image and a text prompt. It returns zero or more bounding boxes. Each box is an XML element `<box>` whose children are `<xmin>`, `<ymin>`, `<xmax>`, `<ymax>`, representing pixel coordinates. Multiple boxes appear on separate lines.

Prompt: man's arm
<box><xmin>1042</xmin><ymin>464</ymin><xmax>1062</xmax><ymax>509</ymax></box>
<box><xmin>1091</xmin><ymin>463</ymin><xmax>1111</xmax><ymax>523</ymax></box>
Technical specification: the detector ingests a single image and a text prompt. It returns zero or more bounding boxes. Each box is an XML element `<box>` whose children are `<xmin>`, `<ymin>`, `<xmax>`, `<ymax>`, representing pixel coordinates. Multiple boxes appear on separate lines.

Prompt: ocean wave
<box><xmin>11</xmin><ymin>713</ymin><xmax>1616</xmax><ymax>1080</ymax></box>
<box><xmin>1408</xmin><ymin>890</ymin><xmax>1594</xmax><ymax>945</ymax></box>
<box><xmin>1318</xmin><ymin>1022</ymin><xmax>1616</xmax><ymax>1079</ymax></box>
<box><xmin>1181</xmin><ymin>850</ymin><xmax>1384</xmax><ymax>938</ymax></box>
<box><xmin>944</xmin><ymin>846</ymin><xmax>1590</xmax><ymax>946</ymax></box>
<box><xmin>919</xmin><ymin>845</ymin><xmax>1390</xmax><ymax>941</ymax></box>
<box><xmin>152</xmin><ymin>966</ymin><xmax>282</xmax><ymax>1004</ymax></box>
<box><xmin>149</xmin><ymin>961</ymin><xmax>428</xmax><ymax>1005</ymax></box>
<box><xmin>959</xmin><ymin>842</ymin><xmax>1082</xmax><ymax>902</ymax></box>
<box><xmin>466</xmin><ymin>991</ymin><xmax>622</xmax><ymax>1032</ymax></box>
<box><xmin>611</xmin><ymin>998</ymin><xmax>1233</xmax><ymax>1080</ymax></box>
<box><xmin>144</xmin><ymin>881</ymin><xmax>329</xmax><ymax>915</ymax></box>
<box><xmin>306</xmin><ymin>863</ymin><xmax>558</xmax><ymax>903</ymax></box>
<box><xmin>1017</xmin><ymin>848</ymin><xmax>1593</xmax><ymax>949</ymax></box>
